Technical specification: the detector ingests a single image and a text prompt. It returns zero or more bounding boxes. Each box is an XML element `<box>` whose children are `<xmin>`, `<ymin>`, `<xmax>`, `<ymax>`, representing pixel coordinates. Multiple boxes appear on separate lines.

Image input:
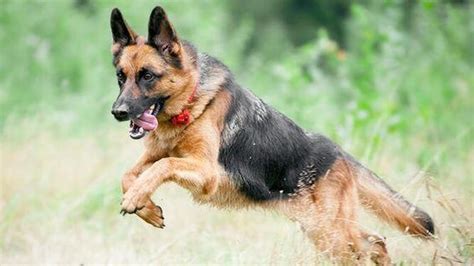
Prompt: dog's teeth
<box><xmin>139</xmin><ymin>127</ymin><xmax>144</xmax><ymax>134</ymax></box>
<box><xmin>136</xmin><ymin>114</ymin><xmax>141</xmax><ymax>118</ymax></box>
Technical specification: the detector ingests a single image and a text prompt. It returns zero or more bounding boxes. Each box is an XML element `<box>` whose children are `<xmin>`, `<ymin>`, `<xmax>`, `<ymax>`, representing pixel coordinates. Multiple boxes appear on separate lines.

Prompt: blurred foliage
<box><xmin>0</xmin><ymin>0</ymin><xmax>472</xmax><ymax>178</ymax></box>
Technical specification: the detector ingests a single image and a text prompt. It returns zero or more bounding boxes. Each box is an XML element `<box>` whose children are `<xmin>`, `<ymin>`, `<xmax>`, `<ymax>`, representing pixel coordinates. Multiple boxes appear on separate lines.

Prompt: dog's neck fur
<box><xmin>188</xmin><ymin>51</ymin><xmax>230</xmax><ymax>122</ymax></box>
<box><xmin>148</xmin><ymin>43</ymin><xmax>228</xmax><ymax>142</ymax></box>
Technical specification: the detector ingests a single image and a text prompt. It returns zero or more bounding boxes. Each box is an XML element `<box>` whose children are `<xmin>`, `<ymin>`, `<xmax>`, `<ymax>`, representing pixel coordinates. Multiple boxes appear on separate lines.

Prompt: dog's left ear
<box><xmin>110</xmin><ymin>8</ymin><xmax>138</xmax><ymax>52</ymax></box>
<box><xmin>148</xmin><ymin>6</ymin><xmax>182</xmax><ymax>64</ymax></box>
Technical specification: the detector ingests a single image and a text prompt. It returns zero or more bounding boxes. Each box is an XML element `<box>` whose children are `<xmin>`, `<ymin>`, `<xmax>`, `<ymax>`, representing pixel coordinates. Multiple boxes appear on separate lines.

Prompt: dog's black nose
<box><xmin>111</xmin><ymin>105</ymin><xmax>130</xmax><ymax>121</ymax></box>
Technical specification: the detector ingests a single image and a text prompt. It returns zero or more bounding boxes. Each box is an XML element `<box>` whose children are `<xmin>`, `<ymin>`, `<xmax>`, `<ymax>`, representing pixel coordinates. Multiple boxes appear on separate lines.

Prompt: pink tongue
<box><xmin>132</xmin><ymin>110</ymin><xmax>158</xmax><ymax>131</ymax></box>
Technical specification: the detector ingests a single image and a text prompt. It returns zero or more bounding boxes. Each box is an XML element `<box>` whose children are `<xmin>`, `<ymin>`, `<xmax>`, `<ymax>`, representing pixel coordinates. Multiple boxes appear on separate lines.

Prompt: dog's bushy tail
<box><xmin>355</xmin><ymin>164</ymin><xmax>434</xmax><ymax>238</ymax></box>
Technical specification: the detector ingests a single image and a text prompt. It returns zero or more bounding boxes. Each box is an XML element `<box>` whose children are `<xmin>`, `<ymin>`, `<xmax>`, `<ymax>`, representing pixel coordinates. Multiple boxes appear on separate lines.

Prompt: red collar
<box><xmin>170</xmin><ymin>83</ymin><xmax>197</xmax><ymax>126</ymax></box>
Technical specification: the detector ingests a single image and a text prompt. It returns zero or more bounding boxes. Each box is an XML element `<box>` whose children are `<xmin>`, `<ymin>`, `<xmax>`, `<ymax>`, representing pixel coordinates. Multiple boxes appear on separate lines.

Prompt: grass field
<box><xmin>1</xmin><ymin>0</ymin><xmax>473</xmax><ymax>264</ymax></box>
<box><xmin>1</xmin><ymin>127</ymin><xmax>472</xmax><ymax>264</ymax></box>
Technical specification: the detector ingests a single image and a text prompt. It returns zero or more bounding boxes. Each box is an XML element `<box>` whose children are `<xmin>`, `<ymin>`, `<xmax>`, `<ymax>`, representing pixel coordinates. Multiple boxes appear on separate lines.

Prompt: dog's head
<box><xmin>110</xmin><ymin>7</ymin><xmax>196</xmax><ymax>139</ymax></box>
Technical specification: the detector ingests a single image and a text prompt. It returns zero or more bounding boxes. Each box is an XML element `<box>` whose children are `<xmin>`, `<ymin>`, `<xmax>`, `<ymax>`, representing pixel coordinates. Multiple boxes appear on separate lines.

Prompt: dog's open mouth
<box><xmin>129</xmin><ymin>101</ymin><xmax>162</xmax><ymax>140</ymax></box>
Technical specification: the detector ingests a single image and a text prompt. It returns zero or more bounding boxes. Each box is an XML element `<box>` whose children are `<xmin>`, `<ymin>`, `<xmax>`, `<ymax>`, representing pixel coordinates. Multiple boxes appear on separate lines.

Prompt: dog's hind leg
<box><xmin>359</xmin><ymin>231</ymin><xmax>390</xmax><ymax>265</ymax></box>
<box><xmin>278</xmin><ymin>159</ymin><xmax>391</xmax><ymax>265</ymax></box>
<box><xmin>121</xmin><ymin>151</ymin><xmax>165</xmax><ymax>228</ymax></box>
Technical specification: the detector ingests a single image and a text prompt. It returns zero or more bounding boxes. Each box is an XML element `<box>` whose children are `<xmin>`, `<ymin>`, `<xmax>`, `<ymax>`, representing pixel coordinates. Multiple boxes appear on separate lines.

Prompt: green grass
<box><xmin>1</xmin><ymin>0</ymin><xmax>473</xmax><ymax>264</ymax></box>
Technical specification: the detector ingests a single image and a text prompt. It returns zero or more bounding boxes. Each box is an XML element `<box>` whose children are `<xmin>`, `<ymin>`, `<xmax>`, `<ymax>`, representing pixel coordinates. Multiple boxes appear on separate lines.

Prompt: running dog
<box><xmin>110</xmin><ymin>6</ymin><xmax>434</xmax><ymax>264</ymax></box>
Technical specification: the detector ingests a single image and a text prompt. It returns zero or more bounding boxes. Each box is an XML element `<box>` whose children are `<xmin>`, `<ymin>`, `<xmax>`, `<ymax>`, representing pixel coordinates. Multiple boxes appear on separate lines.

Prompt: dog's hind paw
<box><xmin>136</xmin><ymin>201</ymin><xmax>165</xmax><ymax>228</ymax></box>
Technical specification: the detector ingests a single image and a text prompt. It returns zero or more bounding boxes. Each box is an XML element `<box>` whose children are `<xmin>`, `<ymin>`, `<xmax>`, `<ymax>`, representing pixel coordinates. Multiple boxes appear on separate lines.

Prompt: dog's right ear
<box><xmin>147</xmin><ymin>6</ymin><xmax>182</xmax><ymax>63</ymax></box>
<box><xmin>110</xmin><ymin>8</ymin><xmax>137</xmax><ymax>52</ymax></box>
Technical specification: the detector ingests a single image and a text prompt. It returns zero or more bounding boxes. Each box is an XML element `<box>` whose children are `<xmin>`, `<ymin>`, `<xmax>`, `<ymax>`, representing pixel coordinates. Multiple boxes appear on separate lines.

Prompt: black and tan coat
<box><xmin>109</xmin><ymin>7</ymin><xmax>434</xmax><ymax>265</ymax></box>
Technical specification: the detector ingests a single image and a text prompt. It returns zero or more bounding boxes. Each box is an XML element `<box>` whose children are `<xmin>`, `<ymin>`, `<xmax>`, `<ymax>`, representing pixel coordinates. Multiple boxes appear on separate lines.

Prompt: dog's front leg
<box><xmin>121</xmin><ymin>152</ymin><xmax>166</xmax><ymax>228</ymax></box>
<box><xmin>121</xmin><ymin>157</ymin><xmax>217</xmax><ymax>214</ymax></box>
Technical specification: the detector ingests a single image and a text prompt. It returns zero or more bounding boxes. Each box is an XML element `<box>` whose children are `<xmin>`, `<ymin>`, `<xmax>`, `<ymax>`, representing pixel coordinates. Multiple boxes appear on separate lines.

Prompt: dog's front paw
<box><xmin>136</xmin><ymin>202</ymin><xmax>165</xmax><ymax>228</ymax></box>
<box><xmin>120</xmin><ymin>186</ymin><xmax>150</xmax><ymax>214</ymax></box>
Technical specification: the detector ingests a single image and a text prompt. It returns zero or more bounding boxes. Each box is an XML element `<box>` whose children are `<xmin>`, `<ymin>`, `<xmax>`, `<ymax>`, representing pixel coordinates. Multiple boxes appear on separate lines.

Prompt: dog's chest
<box><xmin>145</xmin><ymin>131</ymin><xmax>180</xmax><ymax>153</ymax></box>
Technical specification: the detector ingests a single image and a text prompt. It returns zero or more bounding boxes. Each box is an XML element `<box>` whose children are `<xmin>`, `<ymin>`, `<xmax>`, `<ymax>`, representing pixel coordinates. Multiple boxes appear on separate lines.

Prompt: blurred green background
<box><xmin>1</xmin><ymin>0</ymin><xmax>473</xmax><ymax>264</ymax></box>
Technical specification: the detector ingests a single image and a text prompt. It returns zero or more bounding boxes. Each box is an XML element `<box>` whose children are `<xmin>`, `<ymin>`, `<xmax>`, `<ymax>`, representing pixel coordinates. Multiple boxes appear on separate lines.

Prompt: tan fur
<box><xmin>356</xmin><ymin>167</ymin><xmax>432</xmax><ymax>237</ymax></box>
<box><xmin>115</xmin><ymin>29</ymin><xmax>208</xmax><ymax>227</ymax></box>
<box><xmin>118</xmin><ymin>44</ymin><xmax>198</xmax><ymax>117</ymax></box>
<box><xmin>119</xmin><ymin>86</ymin><xmax>240</xmax><ymax>219</ymax></box>
<box><xmin>276</xmin><ymin>159</ymin><xmax>390</xmax><ymax>265</ymax></box>
<box><xmin>121</xmin><ymin>148</ymin><xmax>167</xmax><ymax>227</ymax></box>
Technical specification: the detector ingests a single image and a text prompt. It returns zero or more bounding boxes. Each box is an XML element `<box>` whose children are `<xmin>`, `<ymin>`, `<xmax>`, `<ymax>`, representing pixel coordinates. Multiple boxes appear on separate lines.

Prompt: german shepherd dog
<box><xmin>110</xmin><ymin>7</ymin><xmax>434</xmax><ymax>264</ymax></box>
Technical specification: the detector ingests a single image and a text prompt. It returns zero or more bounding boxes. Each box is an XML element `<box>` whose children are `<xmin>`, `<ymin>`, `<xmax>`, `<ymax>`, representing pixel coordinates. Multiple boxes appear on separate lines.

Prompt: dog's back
<box><xmin>203</xmin><ymin>51</ymin><xmax>434</xmax><ymax>236</ymax></box>
<box><xmin>215</xmin><ymin>73</ymin><xmax>338</xmax><ymax>201</ymax></box>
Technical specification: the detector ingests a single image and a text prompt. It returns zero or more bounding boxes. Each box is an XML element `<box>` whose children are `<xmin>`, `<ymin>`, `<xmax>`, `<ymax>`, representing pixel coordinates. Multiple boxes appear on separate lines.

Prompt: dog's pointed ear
<box><xmin>110</xmin><ymin>8</ymin><xmax>137</xmax><ymax>48</ymax></box>
<box><xmin>148</xmin><ymin>6</ymin><xmax>182</xmax><ymax>62</ymax></box>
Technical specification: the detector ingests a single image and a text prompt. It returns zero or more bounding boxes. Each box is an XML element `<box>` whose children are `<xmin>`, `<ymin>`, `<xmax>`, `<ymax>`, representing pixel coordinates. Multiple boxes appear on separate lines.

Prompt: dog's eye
<box><xmin>116</xmin><ymin>72</ymin><xmax>125</xmax><ymax>83</ymax></box>
<box><xmin>143</xmin><ymin>72</ymin><xmax>154</xmax><ymax>81</ymax></box>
